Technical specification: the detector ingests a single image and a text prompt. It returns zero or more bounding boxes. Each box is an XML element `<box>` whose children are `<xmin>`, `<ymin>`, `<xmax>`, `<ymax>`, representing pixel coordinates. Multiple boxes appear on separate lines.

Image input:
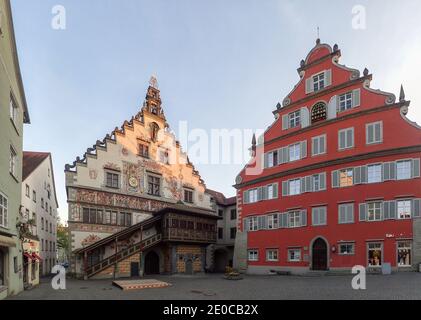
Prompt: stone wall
<box><xmin>176</xmin><ymin>245</ymin><xmax>203</xmax><ymax>273</ymax></box>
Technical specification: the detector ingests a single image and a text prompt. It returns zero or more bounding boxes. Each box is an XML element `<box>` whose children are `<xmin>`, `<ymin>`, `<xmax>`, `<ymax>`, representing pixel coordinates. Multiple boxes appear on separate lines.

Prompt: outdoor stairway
<box><xmin>86</xmin><ymin>233</ymin><xmax>162</xmax><ymax>278</ymax></box>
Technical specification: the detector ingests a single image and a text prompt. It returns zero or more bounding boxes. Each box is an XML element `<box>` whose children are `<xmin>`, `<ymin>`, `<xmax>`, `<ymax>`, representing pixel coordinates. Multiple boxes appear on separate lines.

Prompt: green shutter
<box><xmin>300</xmin><ymin>140</ymin><xmax>307</xmax><ymax>159</ymax></box>
<box><xmin>282</xmin><ymin>114</ymin><xmax>289</xmax><ymax>130</ymax></box>
<box><xmin>282</xmin><ymin>181</ymin><xmax>289</xmax><ymax>197</ymax></box>
<box><xmin>352</xmin><ymin>89</ymin><xmax>361</xmax><ymax>107</ymax></box>
<box><xmin>273</xmin><ymin>183</ymin><xmax>279</xmax><ymax>199</ymax></box>
<box><xmin>243</xmin><ymin>191</ymin><xmax>249</xmax><ymax>204</ymax></box>
<box><xmin>332</xmin><ymin>171</ymin><xmax>339</xmax><ymax>188</ymax></box>
<box><xmin>412</xmin><ymin>159</ymin><xmax>420</xmax><ymax>178</ymax></box>
<box><xmin>412</xmin><ymin>199</ymin><xmax>421</xmax><ymax>218</ymax></box>
<box><xmin>325</xmin><ymin>69</ymin><xmax>332</xmax><ymax>87</ymax></box>
<box><xmin>359</xmin><ymin>203</ymin><xmax>367</xmax><ymax>221</ymax></box>
<box><xmin>305</xmin><ymin>77</ymin><xmax>314</xmax><ymax>94</ymax></box>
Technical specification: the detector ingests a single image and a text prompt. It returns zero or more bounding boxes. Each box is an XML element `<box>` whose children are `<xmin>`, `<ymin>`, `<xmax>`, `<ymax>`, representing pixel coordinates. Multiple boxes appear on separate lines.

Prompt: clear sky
<box><xmin>11</xmin><ymin>0</ymin><xmax>421</xmax><ymax>224</ymax></box>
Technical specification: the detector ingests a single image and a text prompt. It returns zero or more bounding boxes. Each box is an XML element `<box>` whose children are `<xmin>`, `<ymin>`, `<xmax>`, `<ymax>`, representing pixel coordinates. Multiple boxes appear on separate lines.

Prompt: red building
<box><xmin>233</xmin><ymin>39</ymin><xmax>421</xmax><ymax>274</ymax></box>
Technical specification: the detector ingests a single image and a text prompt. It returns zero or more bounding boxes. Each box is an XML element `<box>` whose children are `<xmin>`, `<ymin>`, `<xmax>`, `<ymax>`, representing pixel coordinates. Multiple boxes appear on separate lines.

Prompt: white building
<box><xmin>22</xmin><ymin>152</ymin><xmax>59</xmax><ymax>276</ymax></box>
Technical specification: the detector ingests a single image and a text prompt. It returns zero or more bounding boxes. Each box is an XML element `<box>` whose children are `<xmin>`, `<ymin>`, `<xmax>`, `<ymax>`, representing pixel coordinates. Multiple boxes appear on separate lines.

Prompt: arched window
<box><xmin>311</xmin><ymin>102</ymin><xmax>327</xmax><ymax>124</ymax></box>
<box><xmin>150</xmin><ymin>122</ymin><xmax>160</xmax><ymax>142</ymax></box>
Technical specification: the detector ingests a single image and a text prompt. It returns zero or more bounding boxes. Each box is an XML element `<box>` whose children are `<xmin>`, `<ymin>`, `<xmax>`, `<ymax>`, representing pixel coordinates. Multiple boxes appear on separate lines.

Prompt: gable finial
<box><xmin>149</xmin><ymin>75</ymin><xmax>159</xmax><ymax>89</ymax></box>
<box><xmin>399</xmin><ymin>84</ymin><xmax>406</xmax><ymax>102</ymax></box>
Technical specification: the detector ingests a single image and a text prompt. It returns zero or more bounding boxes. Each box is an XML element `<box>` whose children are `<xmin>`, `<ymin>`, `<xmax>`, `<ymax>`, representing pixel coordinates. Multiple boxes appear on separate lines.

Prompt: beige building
<box><xmin>65</xmin><ymin>78</ymin><xmax>222</xmax><ymax>278</ymax></box>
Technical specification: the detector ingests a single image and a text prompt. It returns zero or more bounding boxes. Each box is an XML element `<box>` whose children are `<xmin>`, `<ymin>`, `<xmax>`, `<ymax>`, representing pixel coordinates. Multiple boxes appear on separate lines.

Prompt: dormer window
<box><xmin>313</xmin><ymin>73</ymin><xmax>325</xmax><ymax>92</ymax></box>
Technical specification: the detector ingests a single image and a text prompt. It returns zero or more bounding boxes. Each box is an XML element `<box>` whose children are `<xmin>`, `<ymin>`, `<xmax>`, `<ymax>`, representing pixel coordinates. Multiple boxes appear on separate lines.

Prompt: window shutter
<box><xmin>327</xmin><ymin>95</ymin><xmax>338</xmax><ymax>119</ymax></box>
<box><xmin>312</xmin><ymin>208</ymin><xmax>319</xmax><ymax>226</ymax></box>
<box><xmin>305</xmin><ymin>176</ymin><xmax>313</xmax><ymax>192</ymax></box>
<box><xmin>280</xmin><ymin>147</ymin><xmax>289</xmax><ymax>164</ymax></box>
<box><xmin>282</xmin><ymin>114</ymin><xmax>289</xmax><ymax>130</ymax></box>
<box><xmin>352</xmin><ymin>89</ymin><xmax>361</xmax><ymax>107</ymax></box>
<box><xmin>338</xmin><ymin>205</ymin><xmax>345</xmax><ymax>223</ymax></box>
<box><xmin>282</xmin><ymin>181</ymin><xmax>289</xmax><ymax>197</ymax></box>
<box><xmin>279</xmin><ymin>213</ymin><xmax>288</xmax><ymax>228</ymax></box>
<box><xmin>375</xmin><ymin>122</ymin><xmax>382</xmax><ymax>143</ymax></box>
<box><xmin>305</xmin><ymin>77</ymin><xmax>314</xmax><ymax>94</ymax></box>
<box><xmin>320</xmin><ymin>135</ymin><xmax>326</xmax><ymax>154</ymax></box>
<box><xmin>412</xmin><ymin>159</ymin><xmax>420</xmax><ymax>178</ymax></box>
<box><xmin>257</xmin><ymin>187</ymin><xmax>263</xmax><ymax>201</ymax></box>
<box><xmin>320</xmin><ymin>207</ymin><xmax>327</xmax><ymax>225</ymax></box>
<box><xmin>390</xmin><ymin>162</ymin><xmax>397</xmax><ymax>180</ymax></box>
<box><xmin>367</xmin><ymin>124</ymin><xmax>374</xmax><ymax>144</ymax></box>
<box><xmin>383</xmin><ymin>201</ymin><xmax>390</xmax><ymax>220</ymax></box>
<box><xmin>354</xmin><ymin>166</ymin><xmax>362</xmax><ymax>185</ymax></box>
<box><xmin>312</xmin><ymin>137</ymin><xmax>318</xmax><ymax>156</ymax></box>
<box><xmin>243</xmin><ymin>191</ymin><xmax>249</xmax><ymax>204</ymax></box>
<box><xmin>300</xmin><ymin>140</ymin><xmax>307</xmax><ymax>159</ymax></box>
<box><xmin>301</xmin><ymin>210</ymin><xmax>307</xmax><ymax>227</ymax></box>
<box><xmin>346</xmin><ymin>129</ymin><xmax>354</xmax><ymax>148</ymax></box>
<box><xmin>319</xmin><ymin>172</ymin><xmax>326</xmax><ymax>190</ymax></box>
<box><xmin>300</xmin><ymin>178</ymin><xmax>306</xmax><ymax>194</ymax></box>
<box><xmin>301</xmin><ymin>107</ymin><xmax>310</xmax><ymax>128</ymax></box>
<box><xmin>263</xmin><ymin>153</ymin><xmax>269</xmax><ymax>169</ymax></box>
<box><xmin>244</xmin><ymin>218</ymin><xmax>250</xmax><ymax>232</ymax></box>
<box><xmin>258</xmin><ymin>216</ymin><xmax>264</xmax><ymax>230</ymax></box>
<box><xmin>273</xmin><ymin>183</ymin><xmax>279</xmax><ymax>199</ymax></box>
<box><xmin>262</xmin><ymin>186</ymin><xmax>268</xmax><ymax>200</ymax></box>
<box><xmin>339</xmin><ymin>131</ymin><xmax>346</xmax><ymax>149</ymax></box>
<box><xmin>389</xmin><ymin>201</ymin><xmax>397</xmax><ymax>219</ymax></box>
<box><xmin>413</xmin><ymin>199</ymin><xmax>421</xmax><ymax>218</ymax></box>
<box><xmin>359</xmin><ymin>203</ymin><xmax>367</xmax><ymax>222</ymax></box>
<box><xmin>325</xmin><ymin>69</ymin><xmax>332</xmax><ymax>87</ymax></box>
<box><xmin>383</xmin><ymin>162</ymin><xmax>391</xmax><ymax>181</ymax></box>
<box><xmin>347</xmin><ymin>204</ymin><xmax>354</xmax><ymax>223</ymax></box>
<box><xmin>361</xmin><ymin>166</ymin><xmax>368</xmax><ymax>184</ymax></box>
<box><xmin>332</xmin><ymin>170</ymin><xmax>339</xmax><ymax>188</ymax></box>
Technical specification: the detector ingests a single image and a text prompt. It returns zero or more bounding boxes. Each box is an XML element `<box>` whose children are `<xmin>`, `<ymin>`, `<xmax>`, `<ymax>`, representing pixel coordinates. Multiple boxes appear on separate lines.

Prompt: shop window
<box><xmin>397</xmin><ymin>241</ymin><xmax>412</xmax><ymax>267</ymax></box>
<box><xmin>368</xmin><ymin>243</ymin><xmax>382</xmax><ymax>267</ymax></box>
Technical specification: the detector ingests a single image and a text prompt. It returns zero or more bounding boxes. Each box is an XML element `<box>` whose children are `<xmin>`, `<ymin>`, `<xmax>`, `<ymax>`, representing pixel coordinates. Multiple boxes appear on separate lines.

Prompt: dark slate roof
<box><xmin>206</xmin><ymin>189</ymin><xmax>237</xmax><ymax>207</ymax></box>
<box><xmin>22</xmin><ymin>152</ymin><xmax>50</xmax><ymax>181</ymax></box>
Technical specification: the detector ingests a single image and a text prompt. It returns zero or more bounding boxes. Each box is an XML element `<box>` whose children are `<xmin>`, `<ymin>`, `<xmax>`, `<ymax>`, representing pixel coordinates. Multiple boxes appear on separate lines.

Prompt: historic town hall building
<box><xmin>234</xmin><ymin>40</ymin><xmax>421</xmax><ymax>274</ymax></box>
<box><xmin>65</xmin><ymin>78</ymin><xmax>220</xmax><ymax>279</ymax></box>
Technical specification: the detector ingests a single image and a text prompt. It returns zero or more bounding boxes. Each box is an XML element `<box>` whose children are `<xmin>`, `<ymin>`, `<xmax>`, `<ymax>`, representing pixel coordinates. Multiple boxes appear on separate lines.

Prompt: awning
<box><xmin>32</xmin><ymin>253</ymin><xmax>42</xmax><ymax>261</ymax></box>
<box><xmin>23</xmin><ymin>253</ymin><xmax>33</xmax><ymax>260</ymax></box>
<box><xmin>0</xmin><ymin>235</ymin><xmax>16</xmax><ymax>247</ymax></box>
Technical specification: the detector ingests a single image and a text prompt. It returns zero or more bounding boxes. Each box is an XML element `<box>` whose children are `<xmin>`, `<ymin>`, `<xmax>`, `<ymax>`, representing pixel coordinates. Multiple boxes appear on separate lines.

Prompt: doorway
<box><xmin>185</xmin><ymin>259</ymin><xmax>193</xmax><ymax>275</ymax></box>
<box><xmin>312</xmin><ymin>238</ymin><xmax>328</xmax><ymax>271</ymax></box>
<box><xmin>144</xmin><ymin>251</ymin><xmax>160</xmax><ymax>275</ymax></box>
<box><xmin>130</xmin><ymin>262</ymin><xmax>139</xmax><ymax>277</ymax></box>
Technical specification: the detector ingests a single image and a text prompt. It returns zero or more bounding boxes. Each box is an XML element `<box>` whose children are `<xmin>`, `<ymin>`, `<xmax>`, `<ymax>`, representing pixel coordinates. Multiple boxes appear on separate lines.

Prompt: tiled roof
<box><xmin>22</xmin><ymin>152</ymin><xmax>50</xmax><ymax>181</ymax></box>
<box><xmin>206</xmin><ymin>189</ymin><xmax>237</xmax><ymax>206</ymax></box>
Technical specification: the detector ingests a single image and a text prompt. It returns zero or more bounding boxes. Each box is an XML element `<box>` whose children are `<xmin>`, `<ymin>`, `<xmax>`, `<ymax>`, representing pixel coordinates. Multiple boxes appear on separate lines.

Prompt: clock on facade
<box><xmin>128</xmin><ymin>176</ymin><xmax>139</xmax><ymax>188</ymax></box>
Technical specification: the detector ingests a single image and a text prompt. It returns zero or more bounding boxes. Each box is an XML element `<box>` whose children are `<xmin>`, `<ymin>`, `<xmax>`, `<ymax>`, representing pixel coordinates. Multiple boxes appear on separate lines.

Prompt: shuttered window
<box><xmin>338</xmin><ymin>203</ymin><xmax>354</xmax><ymax>224</ymax></box>
<box><xmin>312</xmin><ymin>134</ymin><xmax>326</xmax><ymax>156</ymax></box>
<box><xmin>312</xmin><ymin>207</ymin><xmax>327</xmax><ymax>226</ymax></box>
<box><xmin>367</xmin><ymin>202</ymin><xmax>383</xmax><ymax>221</ymax></box>
<box><xmin>289</xmin><ymin>143</ymin><xmax>301</xmax><ymax>162</ymax></box>
<box><xmin>338</xmin><ymin>91</ymin><xmax>353</xmax><ymax>111</ymax></box>
<box><xmin>288</xmin><ymin>211</ymin><xmax>305</xmax><ymax>228</ymax></box>
<box><xmin>338</xmin><ymin>127</ymin><xmax>354</xmax><ymax>150</ymax></box>
<box><xmin>366</xmin><ymin>122</ymin><xmax>383</xmax><ymax>145</ymax></box>
<box><xmin>289</xmin><ymin>110</ymin><xmax>301</xmax><ymax>128</ymax></box>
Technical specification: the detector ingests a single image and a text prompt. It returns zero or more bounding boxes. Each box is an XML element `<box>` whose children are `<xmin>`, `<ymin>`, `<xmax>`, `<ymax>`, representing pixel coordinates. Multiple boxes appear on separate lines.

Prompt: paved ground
<box><xmin>8</xmin><ymin>273</ymin><xmax>421</xmax><ymax>300</ymax></box>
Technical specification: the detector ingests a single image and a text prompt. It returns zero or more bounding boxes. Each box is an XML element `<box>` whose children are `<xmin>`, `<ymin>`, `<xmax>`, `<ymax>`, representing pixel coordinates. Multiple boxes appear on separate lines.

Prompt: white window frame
<box><xmin>267</xmin><ymin>214</ymin><xmax>278</xmax><ymax>229</ymax></box>
<box><xmin>248</xmin><ymin>189</ymin><xmax>258</xmax><ymax>203</ymax></box>
<box><xmin>312</xmin><ymin>207</ymin><xmax>327</xmax><ymax>226</ymax></box>
<box><xmin>338</xmin><ymin>127</ymin><xmax>354</xmax><ymax>150</ymax></box>
<box><xmin>367</xmin><ymin>202</ymin><xmax>383</xmax><ymax>222</ymax></box>
<box><xmin>289</xmin><ymin>143</ymin><xmax>301</xmax><ymax>162</ymax></box>
<box><xmin>313</xmin><ymin>72</ymin><xmax>325</xmax><ymax>92</ymax></box>
<box><xmin>266</xmin><ymin>249</ymin><xmax>279</xmax><ymax>262</ymax></box>
<box><xmin>338</xmin><ymin>243</ymin><xmax>355</xmax><ymax>255</ymax></box>
<box><xmin>397</xmin><ymin>200</ymin><xmax>412</xmax><ymax>219</ymax></box>
<box><xmin>339</xmin><ymin>168</ymin><xmax>354</xmax><ymax>187</ymax></box>
<box><xmin>367</xmin><ymin>164</ymin><xmax>382</xmax><ymax>183</ymax></box>
<box><xmin>9</xmin><ymin>146</ymin><xmax>17</xmax><ymax>178</ymax></box>
<box><xmin>288</xmin><ymin>249</ymin><xmax>301</xmax><ymax>262</ymax></box>
<box><xmin>288</xmin><ymin>211</ymin><xmax>301</xmax><ymax>228</ymax></box>
<box><xmin>338</xmin><ymin>203</ymin><xmax>354</xmax><ymax>224</ymax></box>
<box><xmin>248</xmin><ymin>250</ymin><xmax>259</xmax><ymax>262</ymax></box>
<box><xmin>0</xmin><ymin>192</ymin><xmax>8</xmax><ymax>228</ymax></box>
<box><xmin>289</xmin><ymin>179</ymin><xmax>301</xmax><ymax>196</ymax></box>
<box><xmin>288</xmin><ymin>110</ymin><xmax>301</xmax><ymax>128</ymax></box>
<box><xmin>311</xmin><ymin>134</ymin><xmax>326</xmax><ymax>156</ymax></box>
<box><xmin>396</xmin><ymin>160</ymin><xmax>411</xmax><ymax>180</ymax></box>
<box><xmin>338</xmin><ymin>91</ymin><xmax>353</xmax><ymax>112</ymax></box>
<box><xmin>249</xmin><ymin>216</ymin><xmax>258</xmax><ymax>231</ymax></box>
<box><xmin>366</xmin><ymin>121</ymin><xmax>383</xmax><ymax>145</ymax></box>
<box><xmin>9</xmin><ymin>94</ymin><xmax>19</xmax><ymax>126</ymax></box>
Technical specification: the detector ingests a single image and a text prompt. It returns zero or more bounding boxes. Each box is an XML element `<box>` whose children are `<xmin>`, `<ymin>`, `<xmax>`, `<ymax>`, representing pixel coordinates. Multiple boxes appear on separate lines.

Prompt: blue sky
<box><xmin>12</xmin><ymin>0</ymin><xmax>421</xmax><ymax>223</ymax></box>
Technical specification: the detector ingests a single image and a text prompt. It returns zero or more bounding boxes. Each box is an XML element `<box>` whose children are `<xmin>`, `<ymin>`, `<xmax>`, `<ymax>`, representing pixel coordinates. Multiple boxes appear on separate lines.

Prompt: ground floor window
<box><xmin>368</xmin><ymin>242</ymin><xmax>382</xmax><ymax>267</ymax></box>
<box><xmin>266</xmin><ymin>249</ymin><xmax>278</xmax><ymax>262</ymax></box>
<box><xmin>0</xmin><ymin>250</ymin><xmax>4</xmax><ymax>286</ymax></box>
<box><xmin>288</xmin><ymin>249</ymin><xmax>301</xmax><ymax>262</ymax></box>
<box><xmin>248</xmin><ymin>250</ymin><xmax>258</xmax><ymax>262</ymax></box>
<box><xmin>339</xmin><ymin>243</ymin><xmax>355</xmax><ymax>255</ymax></box>
<box><xmin>397</xmin><ymin>241</ymin><xmax>412</xmax><ymax>267</ymax></box>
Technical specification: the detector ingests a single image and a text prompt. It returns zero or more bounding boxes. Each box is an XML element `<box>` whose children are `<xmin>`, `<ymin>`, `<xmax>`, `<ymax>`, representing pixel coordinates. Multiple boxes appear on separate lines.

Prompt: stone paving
<box><xmin>7</xmin><ymin>272</ymin><xmax>421</xmax><ymax>300</ymax></box>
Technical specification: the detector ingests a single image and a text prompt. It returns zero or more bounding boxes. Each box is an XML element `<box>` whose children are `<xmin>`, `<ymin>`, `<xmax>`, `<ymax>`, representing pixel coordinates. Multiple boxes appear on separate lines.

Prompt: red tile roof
<box><xmin>22</xmin><ymin>152</ymin><xmax>50</xmax><ymax>181</ymax></box>
<box><xmin>206</xmin><ymin>189</ymin><xmax>236</xmax><ymax>206</ymax></box>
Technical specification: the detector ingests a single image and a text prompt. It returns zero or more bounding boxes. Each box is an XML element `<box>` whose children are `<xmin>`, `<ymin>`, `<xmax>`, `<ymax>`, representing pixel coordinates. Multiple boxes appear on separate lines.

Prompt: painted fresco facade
<box><xmin>65</xmin><ymin>78</ymin><xmax>219</xmax><ymax>278</ymax></box>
